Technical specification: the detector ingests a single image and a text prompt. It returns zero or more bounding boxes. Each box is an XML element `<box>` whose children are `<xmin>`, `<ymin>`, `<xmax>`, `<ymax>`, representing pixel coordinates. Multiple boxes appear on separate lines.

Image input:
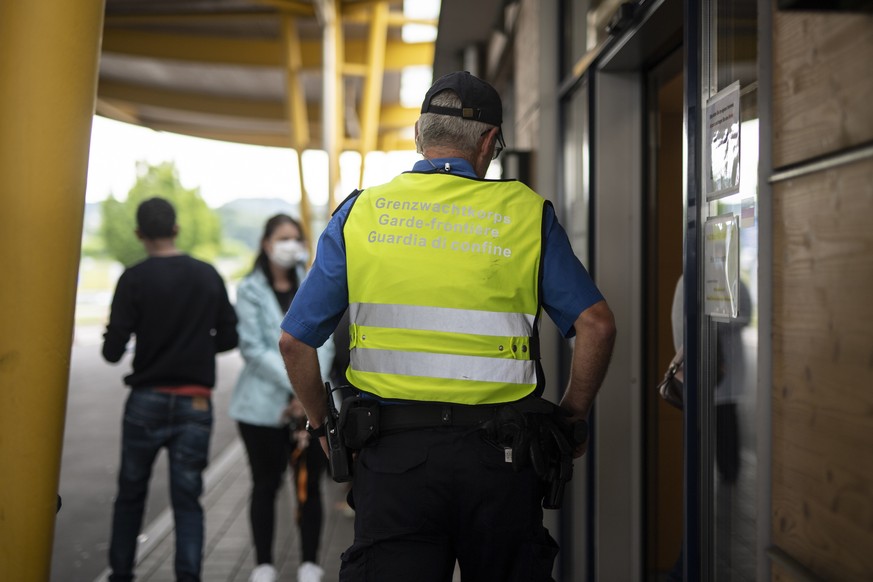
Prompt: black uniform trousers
<box><xmin>338</xmin><ymin>426</ymin><xmax>559</xmax><ymax>582</ymax></box>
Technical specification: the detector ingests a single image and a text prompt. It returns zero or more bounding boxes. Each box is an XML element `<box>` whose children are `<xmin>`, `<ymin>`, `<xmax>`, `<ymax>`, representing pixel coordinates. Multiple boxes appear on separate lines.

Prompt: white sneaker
<box><xmin>297</xmin><ymin>561</ymin><xmax>325</xmax><ymax>582</ymax></box>
<box><xmin>250</xmin><ymin>563</ymin><xmax>278</xmax><ymax>582</ymax></box>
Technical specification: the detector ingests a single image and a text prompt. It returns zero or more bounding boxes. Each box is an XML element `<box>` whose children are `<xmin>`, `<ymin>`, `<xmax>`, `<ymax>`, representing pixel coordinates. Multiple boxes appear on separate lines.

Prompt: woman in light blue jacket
<box><xmin>230</xmin><ymin>214</ymin><xmax>333</xmax><ymax>582</ymax></box>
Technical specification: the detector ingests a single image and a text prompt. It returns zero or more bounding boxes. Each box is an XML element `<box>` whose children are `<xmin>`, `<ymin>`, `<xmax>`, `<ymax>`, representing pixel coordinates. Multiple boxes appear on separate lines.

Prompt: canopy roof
<box><xmin>97</xmin><ymin>0</ymin><xmax>504</xmax><ymax>210</ymax></box>
<box><xmin>98</xmin><ymin>0</ymin><xmax>435</xmax><ymax>153</ymax></box>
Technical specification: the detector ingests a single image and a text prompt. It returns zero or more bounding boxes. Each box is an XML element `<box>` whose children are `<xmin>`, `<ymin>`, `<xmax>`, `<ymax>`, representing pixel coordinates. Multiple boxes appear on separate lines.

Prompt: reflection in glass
<box><xmin>711</xmin><ymin>116</ymin><xmax>758</xmax><ymax>581</ymax></box>
<box><xmin>706</xmin><ymin>0</ymin><xmax>759</xmax><ymax>576</ymax></box>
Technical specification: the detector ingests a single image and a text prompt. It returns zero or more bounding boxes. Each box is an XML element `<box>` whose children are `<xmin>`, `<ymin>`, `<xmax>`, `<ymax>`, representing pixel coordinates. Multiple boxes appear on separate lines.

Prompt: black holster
<box><xmin>339</xmin><ymin>395</ymin><xmax>380</xmax><ymax>449</ymax></box>
<box><xmin>481</xmin><ymin>398</ymin><xmax>588</xmax><ymax>510</ymax></box>
<box><xmin>324</xmin><ymin>383</ymin><xmax>353</xmax><ymax>482</ymax></box>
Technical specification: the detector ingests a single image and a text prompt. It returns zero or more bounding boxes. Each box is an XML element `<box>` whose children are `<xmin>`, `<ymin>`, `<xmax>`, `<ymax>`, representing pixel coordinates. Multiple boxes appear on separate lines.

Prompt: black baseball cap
<box><xmin>421</xmin><ymin>71</ymin><xmax>502</xmax><ymax>127</ymax></box>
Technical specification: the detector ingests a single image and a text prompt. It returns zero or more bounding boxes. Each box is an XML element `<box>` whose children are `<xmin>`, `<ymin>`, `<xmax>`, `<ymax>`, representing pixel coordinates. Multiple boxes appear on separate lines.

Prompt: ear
<box><xmin>414</xmin><ymin>121</ymin><xmax>422</xmax><ymax>154</ymax></box>
<box><xmin>484</xmin><ymin>127</ymin><xmax>499</xmax><ymax>152</ymax></box>
<box><xmin>172</xmin><ymin>224</ymin><xmax>179</xmax><ymax>237</ymax></box>
<box><xmin>134</xmin><ymin>228</ymin><xmax>144</xmax><ymax>241</ymax></box>
<box><xmin>474</xmin><ymin>129</ymin><xmax>496</xmax><ymax>177</ymax></box>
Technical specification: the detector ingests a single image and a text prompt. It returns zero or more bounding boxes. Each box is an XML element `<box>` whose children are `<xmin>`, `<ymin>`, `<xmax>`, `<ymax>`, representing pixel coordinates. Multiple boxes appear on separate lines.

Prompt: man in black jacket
<box><xmin>102</xmin><ymin>197</ymin><xmax>238</xmax><ymax>582</ymax></box>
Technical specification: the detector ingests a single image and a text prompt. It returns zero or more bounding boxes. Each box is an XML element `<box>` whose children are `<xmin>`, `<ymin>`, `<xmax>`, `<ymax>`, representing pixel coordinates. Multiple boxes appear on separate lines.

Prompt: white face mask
<box><xmin>269</xmin><ymin>239</ymin><xmax>308</xmax><ymax>268</ymax></box>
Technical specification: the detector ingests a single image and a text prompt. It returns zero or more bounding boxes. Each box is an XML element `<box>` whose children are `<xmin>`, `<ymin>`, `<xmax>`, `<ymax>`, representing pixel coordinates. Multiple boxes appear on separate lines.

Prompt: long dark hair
<box><xmin>253</xmin><ymin>213</ymin><xmax>306</xmax><ymax>291</ymax></box>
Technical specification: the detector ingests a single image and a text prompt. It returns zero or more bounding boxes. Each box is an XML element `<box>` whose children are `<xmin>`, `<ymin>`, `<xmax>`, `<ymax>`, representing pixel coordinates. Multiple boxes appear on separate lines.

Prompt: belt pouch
<box><xmin>340</xmin><ymin>397</ymin><xmax>380</xmax><ymax>449</ymax></box>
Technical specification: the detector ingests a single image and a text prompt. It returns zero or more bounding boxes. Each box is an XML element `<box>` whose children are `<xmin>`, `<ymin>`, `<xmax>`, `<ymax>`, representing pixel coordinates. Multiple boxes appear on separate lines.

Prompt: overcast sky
<box><xmin>85</xmin><ymin>116</ymin><xmax>429</xmax><ymax>209</ymax></box>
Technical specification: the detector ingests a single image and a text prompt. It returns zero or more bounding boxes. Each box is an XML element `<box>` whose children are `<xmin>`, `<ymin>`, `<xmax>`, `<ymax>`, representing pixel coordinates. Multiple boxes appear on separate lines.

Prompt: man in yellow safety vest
<box><xmin>279</xmin><ymin>71</ymin><xmax>616</xmax><ymax>581</ymax></box>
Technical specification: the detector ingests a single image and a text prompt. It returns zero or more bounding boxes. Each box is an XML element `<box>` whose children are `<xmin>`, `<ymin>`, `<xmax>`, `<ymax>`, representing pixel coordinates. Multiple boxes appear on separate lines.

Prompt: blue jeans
<box><xmin>109</xmin><ymin>390</ymin><xmax>212</xmax><ymax>582</ymax></box>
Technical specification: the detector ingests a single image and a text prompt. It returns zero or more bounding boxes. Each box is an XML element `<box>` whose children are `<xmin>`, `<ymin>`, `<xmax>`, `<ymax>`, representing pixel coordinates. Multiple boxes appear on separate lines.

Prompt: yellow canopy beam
<box><xmin>281</xmin><ymin>15</ymin><xmax>312</xmax><ymax>240</ymax></box>
<box><xmin>358</xmin><ymin>1</ymin><xmax>389</xmax><ymax>188</ymax></box>
<box><xmin>98</xmin><ymin>82</ymin><xmax>420</xmax><ymax>130</ymax></box>
<box><xmin>247</xmin><ymin>0</ymin><xmax>315</xmax><ymax>16</ymax></box>
<box><xmin>381</xmin><ymin>42</ymin><xmax>434</xmax><ymax>70</ymax></box>
<box><xmin>314</xmin><ymin>0</ymin><xmax>344</xmax><ymax>210</ymax></box>
<box><xmin>105</xmin><ymin>8</ymin><xmax>434</xmax><ymax>27</ymax></box>
<box><xmin>102</xmin><ymin>29</ymin><xmax>433</xmax><ymax>70</ymax></box>
<box><xmin>99</xmin><ymin>80</ymin><xmax>288</xmax><ymax>120</ymax></box>
<box><xmin>380</xmin><ymin>104</ymin><xmax>421</xmax><ymax>128</ymax></box>
<box><xmin>103</xmin><ymin>29</ymin><xmax>284</xmax><ymax>66</ymax></box>
<box><xmin>282</xmin><ymin>17</ymin><xmax>310</xmax><ymax>148</ymax></box>
<box><xmin>104</xmin><ymin>11</ymin><xmax>299</xmax><ymax>26</ymax></box>
<box><xmin>139</xmin><ymin>123</ymin><xmax>414</xmax><ymax>152</ymax></box>
<box><xmin>343</xmin><ymin>63</ymin><xmax>370</xmax><ymax>77</ymax></box>
<box><xmin>346</xmin><ymin>12</ymin><xmax>438</xmax><ymax>28</ymax></box>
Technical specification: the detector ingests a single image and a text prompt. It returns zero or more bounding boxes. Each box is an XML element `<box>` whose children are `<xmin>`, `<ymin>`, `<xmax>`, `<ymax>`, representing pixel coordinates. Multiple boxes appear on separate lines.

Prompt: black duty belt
<box><xmin>333</xmin><ymin>391</ymin><xmax>587</xmax><ymax>510</ymax></box>
<box><xmin>378</xmin><ymin>402</ymin><xmax>499</xmax><ymax>434</ymax></box>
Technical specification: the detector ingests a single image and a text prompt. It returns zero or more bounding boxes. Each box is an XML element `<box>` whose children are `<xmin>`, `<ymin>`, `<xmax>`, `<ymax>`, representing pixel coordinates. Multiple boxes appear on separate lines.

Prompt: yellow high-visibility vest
<box><xmin>343</xmin><ymin>171</ymin><xmax>546</xmax><ymax>404</ymax></box>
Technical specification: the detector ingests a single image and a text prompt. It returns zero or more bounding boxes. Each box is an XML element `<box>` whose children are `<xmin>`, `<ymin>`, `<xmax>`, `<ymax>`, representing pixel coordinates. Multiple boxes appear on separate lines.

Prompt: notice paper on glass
<box><xmin>705</xmin><ymin>81</ymin><xmax>741</xmax><ymax>201</ymax></box>
<box><xmin>704</xmin><ymin>214</ymin><xmax>740</xmax><ymax>318</ymax></box>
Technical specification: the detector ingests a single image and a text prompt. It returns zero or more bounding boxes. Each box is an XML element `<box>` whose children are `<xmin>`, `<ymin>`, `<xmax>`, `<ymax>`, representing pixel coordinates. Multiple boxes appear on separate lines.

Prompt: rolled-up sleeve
<box><xmin>540</xmin><ymin>205</ymin><xmax>604</xmax><ymax>338</ymax></box>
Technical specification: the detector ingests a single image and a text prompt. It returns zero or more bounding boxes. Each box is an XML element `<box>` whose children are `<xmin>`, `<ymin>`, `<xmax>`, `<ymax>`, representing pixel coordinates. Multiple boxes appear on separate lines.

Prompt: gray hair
<box><xmin>416</xmin><ymin>91</ymin><xmax>496</xmax><ymax>157</ymax></box>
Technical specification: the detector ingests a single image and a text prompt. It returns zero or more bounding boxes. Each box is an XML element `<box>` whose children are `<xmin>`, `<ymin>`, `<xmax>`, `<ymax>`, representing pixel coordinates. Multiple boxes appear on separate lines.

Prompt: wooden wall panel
<box><xmin>772</xmin><ymin>157</ymin><xmax>873</xmax><ymax>581</ymax></box>
<box><xmin>772</xmin><ymin>562</ymin><xmax>803</xmax><ymax>582</ymax></box>
<box><xmin>772</xmin><ymin>10</ymin><xmax>873</xmax><ymax>168</ymax></box>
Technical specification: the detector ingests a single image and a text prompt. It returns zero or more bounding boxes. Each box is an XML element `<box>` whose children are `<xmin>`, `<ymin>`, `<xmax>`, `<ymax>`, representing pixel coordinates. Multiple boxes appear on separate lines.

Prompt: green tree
<box><xmin>101</xmin><ymin>195</ymin><xmax>138</xmax><ymax>266</ymax></box>
<box><xmin>101</xmin><ymin>161</ymin><xmax>222</xmax><ymax>266</ymax></box>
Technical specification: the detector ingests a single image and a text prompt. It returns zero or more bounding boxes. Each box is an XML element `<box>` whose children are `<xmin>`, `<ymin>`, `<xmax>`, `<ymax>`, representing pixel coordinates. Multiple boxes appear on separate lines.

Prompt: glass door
<box><xmin>700</xmin><ymin>1</ymin><xmax>760</xmax><ymax>580</ymax></box>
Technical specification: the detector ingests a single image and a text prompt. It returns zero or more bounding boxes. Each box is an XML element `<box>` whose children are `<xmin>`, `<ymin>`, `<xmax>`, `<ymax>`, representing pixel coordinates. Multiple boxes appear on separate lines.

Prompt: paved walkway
<box><xmin>91</xmin><ymin>440</ymin><xmax>355</xmax><ymax>582</ymax></box>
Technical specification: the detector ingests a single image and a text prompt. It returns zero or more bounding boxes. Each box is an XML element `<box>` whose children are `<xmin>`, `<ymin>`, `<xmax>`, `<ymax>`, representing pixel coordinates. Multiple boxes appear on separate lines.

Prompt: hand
<box><xmin>291</xmin><ymin>428</ymin><xmax>310</xmax><ymax>450</ymax></box>
<box><xmin>558</xmin><ymin>404</ymin><xmax>590</xmax><ymax>459</ymax></box>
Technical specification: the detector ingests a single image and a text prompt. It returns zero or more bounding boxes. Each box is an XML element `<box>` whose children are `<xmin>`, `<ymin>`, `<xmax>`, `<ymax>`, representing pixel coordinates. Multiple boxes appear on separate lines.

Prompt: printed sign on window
<box><xmin>704</xmin><ymin>214</ymin><xmax>740</xmax><ymax>318</ymax></box>
<box><xmin>705</xmin><ymin>81</ymin><xmax>741</xmax><ymax>201</ymax></box>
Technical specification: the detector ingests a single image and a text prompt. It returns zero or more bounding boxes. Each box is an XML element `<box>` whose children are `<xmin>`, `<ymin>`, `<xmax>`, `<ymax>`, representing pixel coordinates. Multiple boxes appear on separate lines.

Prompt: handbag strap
<box><xmin>666</xmin><ymin>347</ymin><xmax>684</xmax><ymax>376</ymax></box>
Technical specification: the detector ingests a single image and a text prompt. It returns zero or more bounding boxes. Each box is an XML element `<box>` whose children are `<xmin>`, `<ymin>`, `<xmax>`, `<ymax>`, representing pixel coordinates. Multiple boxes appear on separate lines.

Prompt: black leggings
<box><xmin>290</xmin><ymin>431</ymin><xmax>325</xmax><ymax>563</ymax></box>
<box><xmin>237</xmin><ymin>422</ymin><xmax>325</xmax><ymax>565</ymax></box>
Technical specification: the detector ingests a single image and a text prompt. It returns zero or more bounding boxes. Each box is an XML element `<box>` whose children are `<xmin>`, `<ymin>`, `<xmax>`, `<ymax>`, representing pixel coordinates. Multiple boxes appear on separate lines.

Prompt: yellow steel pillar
<box><xmin>282</xmin><ymin>15</ymin><xmax>314</xmax><ymax>241</ymax></box>
<box><xmin>316</xmin><ymin>0</ymin><xmax>345</xmax><ymax>210</ymax></box>
<box><xmin>0</xmin><ymin>1</ymin><xmax>105</xmax><ymax>578</ymax></box>
<box><xmin>357</xmin><ymin>1</ymin><xmax>389</xmax><ymax>189</ymax></box>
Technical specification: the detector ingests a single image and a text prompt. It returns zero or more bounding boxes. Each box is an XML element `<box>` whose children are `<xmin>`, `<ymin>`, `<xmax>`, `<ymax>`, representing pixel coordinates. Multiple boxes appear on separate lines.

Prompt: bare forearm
<box><xmin>559</xmin><ymin>300</ymin><xmax>616</xmax><ymax>420</ymax></box>
<box><xmin>279</xmin><ymin>331</ymin><xmax>327</xmax><ymax>428</ymax></box>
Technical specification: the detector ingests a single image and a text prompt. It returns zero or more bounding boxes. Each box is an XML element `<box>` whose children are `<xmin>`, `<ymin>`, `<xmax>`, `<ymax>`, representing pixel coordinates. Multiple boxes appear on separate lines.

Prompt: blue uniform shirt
<box><xmin>281</xmin><ymin>158</ymin><xmax>604</xmax><ymax>347</ymax></box>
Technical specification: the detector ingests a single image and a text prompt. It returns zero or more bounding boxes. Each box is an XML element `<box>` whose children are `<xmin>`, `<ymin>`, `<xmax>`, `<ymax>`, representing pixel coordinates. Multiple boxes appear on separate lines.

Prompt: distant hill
<box><xmin>216</xmin><ymin>198</ymin><xmax>299</xmax><ymax>250</ymax></box>
<box><xmin>83</xmin><ymin>197</ymin><xmax>317</xmax><ymax>254</ymax></box>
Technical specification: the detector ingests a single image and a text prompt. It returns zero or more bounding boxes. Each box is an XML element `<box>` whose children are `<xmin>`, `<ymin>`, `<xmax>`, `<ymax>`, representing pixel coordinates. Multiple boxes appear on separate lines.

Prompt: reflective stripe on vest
<box><xmin>348</xmin><ymin>302</ymin><xmax>537</xmax><ymax>387</ymax></box>
<box><xmin>344</xmin><ymin>172</ymin><xmax>545</xmax><ymax>404</ymax></box>
<box><xmin>352</xmin><ymin>349</ymin><xmax>536</xmax><ymax>385</ymax></box>
<box><xmin>349</xmin><ymin>303</ymin><xmax>536</xmax><ymax>337</ymax></box>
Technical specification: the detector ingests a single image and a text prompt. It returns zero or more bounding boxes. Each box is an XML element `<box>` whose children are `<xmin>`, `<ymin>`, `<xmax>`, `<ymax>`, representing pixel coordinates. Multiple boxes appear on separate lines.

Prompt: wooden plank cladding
<box><xmin>772</xmin><ymin>157</ymin><xmax>873</xmax><ymax>581</ymax></box>
<box><xmin>772</xmin><ymin>10</ymin><xmax>873</xmax><ymax>169</ymax></box>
